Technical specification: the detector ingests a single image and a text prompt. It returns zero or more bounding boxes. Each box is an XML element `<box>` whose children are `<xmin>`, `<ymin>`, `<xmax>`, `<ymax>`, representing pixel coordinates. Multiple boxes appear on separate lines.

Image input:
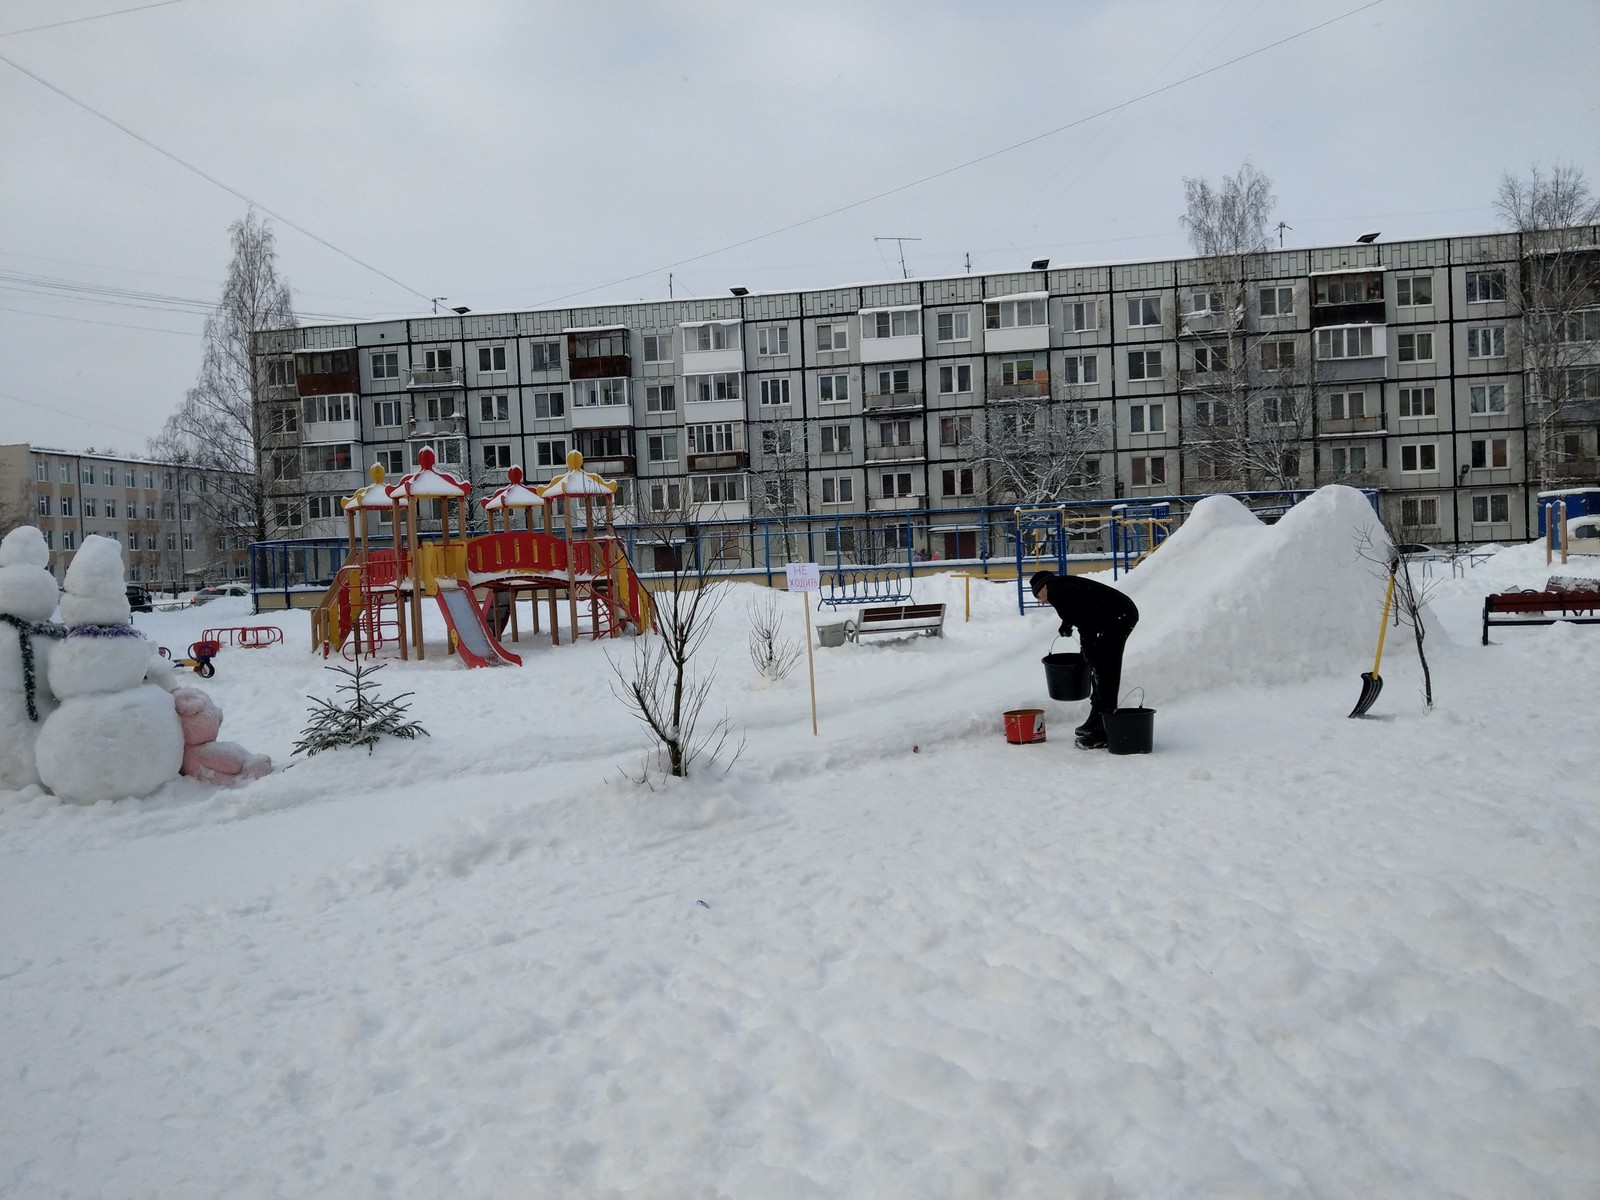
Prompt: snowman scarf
<box><xmin>0</xmin><ymin>613</ymin><xmax>69</xmax><ymax>722</ymax></box>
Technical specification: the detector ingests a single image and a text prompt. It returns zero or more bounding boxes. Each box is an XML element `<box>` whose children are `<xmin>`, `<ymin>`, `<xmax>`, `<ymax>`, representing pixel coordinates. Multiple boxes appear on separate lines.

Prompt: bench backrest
<box><xmin>861</xmin><ymin>603</ymin><xmax>944</xmax><ymax>623</ymax></box>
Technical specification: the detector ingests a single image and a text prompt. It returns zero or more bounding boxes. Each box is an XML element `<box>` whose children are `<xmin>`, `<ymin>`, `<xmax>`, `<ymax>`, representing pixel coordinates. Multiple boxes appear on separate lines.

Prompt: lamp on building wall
<box><xmin>729</xmin><ymin>287</ymin><xmax>749</xmax><ymax>297</ymax></box>
<box><xmin>1031</xmin><ymin>258</ymin><xmax>1050</xmax><ymax>270</ymax></box>
<box><xmin>1356</xmin><ymin>231</ymin><xmax>1380</xmax><ymax>244</ymax></box>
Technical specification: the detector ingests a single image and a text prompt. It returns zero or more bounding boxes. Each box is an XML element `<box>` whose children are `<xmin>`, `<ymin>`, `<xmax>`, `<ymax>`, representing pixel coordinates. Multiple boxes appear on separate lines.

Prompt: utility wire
<box><xmin>0</xmin><ymin>51</ymin><xmax>437</xmax><ymax>308</ymax></box>
<box><xmin>538</xmin><ymin>0</ymin><xmax>1386</xmax><ymax>306</ymax></box>
<box><xmin>0</xmin><ymin>1</ymin><xmax>191</xmax><ymax>38</ymax></box>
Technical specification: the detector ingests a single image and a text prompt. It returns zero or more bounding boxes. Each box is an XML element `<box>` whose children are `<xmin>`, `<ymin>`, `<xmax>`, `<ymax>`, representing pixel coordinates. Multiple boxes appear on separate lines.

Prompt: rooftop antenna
<box><xmin>430</xmin><ymin>297</ymin><xmax>447</xmax><ymax>314</ymax></box>
<box><xmin>875</xmin><ymin>236</ymin><xmax>922</xmax><ymax>279</ymax></box>
<box><xmin>1275</xmin><ymin>222</ymin><xmax>1292</xmax><ymax>248</ymax></box>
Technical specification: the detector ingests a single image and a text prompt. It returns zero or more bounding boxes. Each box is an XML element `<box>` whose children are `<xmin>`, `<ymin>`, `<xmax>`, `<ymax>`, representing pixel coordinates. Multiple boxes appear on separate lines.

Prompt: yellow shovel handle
<box><xmin>1371</xmin><ymin>569</ymin><xmax>1397</xmax><ymax>675</ymax></box>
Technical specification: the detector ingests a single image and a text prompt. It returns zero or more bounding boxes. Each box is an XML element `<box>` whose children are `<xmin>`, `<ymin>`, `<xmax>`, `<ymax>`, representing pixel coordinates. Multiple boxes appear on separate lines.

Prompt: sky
<box><xmin>3</xmin><ymin>488</ymin><xmax>1597</xmax><ymax>1195</ymax></box>
<box><xmin>2</xmin><ymin>0</ymin><xmax>1597</xmax><ymax>455</ymax></box>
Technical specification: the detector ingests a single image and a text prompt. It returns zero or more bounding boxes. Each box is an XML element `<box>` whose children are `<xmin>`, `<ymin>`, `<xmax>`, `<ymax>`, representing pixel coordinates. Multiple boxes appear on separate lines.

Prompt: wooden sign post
<box><xmin>786</xmin><ymin>562</ymin><xmax>821</xmax><ymax>736</ymax></box>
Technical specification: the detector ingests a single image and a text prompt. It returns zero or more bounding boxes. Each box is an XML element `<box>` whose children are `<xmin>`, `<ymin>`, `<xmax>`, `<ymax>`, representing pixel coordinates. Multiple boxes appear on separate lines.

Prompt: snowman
<box><xmin>0</xmin><ymin>526</ymin><xmax>65</xmax><ymax>790</ymax></box>
<box><xmin>35</xmin><ymin>535</ymin><xmax>185</xmax><ymax>803</ymax></box>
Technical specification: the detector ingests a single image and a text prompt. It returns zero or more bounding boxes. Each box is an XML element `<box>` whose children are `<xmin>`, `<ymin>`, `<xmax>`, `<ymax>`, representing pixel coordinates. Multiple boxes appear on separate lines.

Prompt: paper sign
<box><xmin>786</xmin><ymin>562</ymin><xmax>820</xmax><ymax>593</ymax></box>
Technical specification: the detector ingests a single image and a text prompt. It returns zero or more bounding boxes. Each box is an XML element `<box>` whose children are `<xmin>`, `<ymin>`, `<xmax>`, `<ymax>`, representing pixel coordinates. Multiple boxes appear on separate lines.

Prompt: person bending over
<box><xmin>1030</xmin><ymin>569</ymin><xmax>1139</xmax><ymax>749</ymax></box>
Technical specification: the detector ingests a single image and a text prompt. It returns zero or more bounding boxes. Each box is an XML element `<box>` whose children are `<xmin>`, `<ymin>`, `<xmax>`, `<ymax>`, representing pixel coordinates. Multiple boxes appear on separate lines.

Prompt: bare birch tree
<box><xmin>151</xmin><ymin>211</ymin><xmax>297</xmax><ymax>545</ymax></box>
<box><xmin>969</xmin><ymin>393</ymin><xmax>1109</xmax><ymax>505</ymax></box>
<box><xmin>749</xmin><ymin>415</ymin><xmax>807</xmax><ymax>564</ymax></box>
<box><xmin>1495</xmin><ymin>164</ymin><xmax>1600</xmax><ymax>489</ymax></box>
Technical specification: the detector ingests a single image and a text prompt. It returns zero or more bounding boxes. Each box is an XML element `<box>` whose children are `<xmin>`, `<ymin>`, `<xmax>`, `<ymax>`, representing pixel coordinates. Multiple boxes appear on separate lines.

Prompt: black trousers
<box><xmin>1078</xmin><ymin>617</ymin><xmax>1137</xmax><ymax>732</ymax></box>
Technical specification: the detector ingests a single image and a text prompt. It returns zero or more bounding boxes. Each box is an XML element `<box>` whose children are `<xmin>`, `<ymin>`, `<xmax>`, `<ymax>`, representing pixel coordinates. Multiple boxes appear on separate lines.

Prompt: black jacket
<box><xmin>1040</xmin><ymin>574</ymin><xmax>1138</xmax><ymax>638</ymax></box>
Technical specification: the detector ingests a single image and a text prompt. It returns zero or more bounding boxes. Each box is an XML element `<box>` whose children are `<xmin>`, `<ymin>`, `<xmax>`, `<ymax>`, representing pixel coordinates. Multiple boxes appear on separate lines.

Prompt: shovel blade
<box><xmin>1348</xmin><ymin>672</ymin><xmax>1383</xmax><ymax>718</ymax></box>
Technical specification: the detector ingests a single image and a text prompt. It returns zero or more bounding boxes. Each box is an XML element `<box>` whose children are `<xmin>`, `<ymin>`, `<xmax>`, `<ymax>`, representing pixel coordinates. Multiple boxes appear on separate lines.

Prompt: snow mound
<box><xmin>1120</xmin><ymin>486</ymin><xmax>1399</xmax><ymax>700</ymax></box>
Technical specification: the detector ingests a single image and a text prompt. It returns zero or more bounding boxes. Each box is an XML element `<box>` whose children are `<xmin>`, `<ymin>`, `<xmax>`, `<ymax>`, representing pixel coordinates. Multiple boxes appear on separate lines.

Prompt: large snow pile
<box><xmin>1</xmin><ymin>488</ymin><xmax>1596</xmax><ymax>1199</ymax></box>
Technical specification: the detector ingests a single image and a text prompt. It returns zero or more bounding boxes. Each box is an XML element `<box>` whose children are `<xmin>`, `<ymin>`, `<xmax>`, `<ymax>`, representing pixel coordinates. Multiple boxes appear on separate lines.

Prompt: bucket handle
<box><xmin>1119</xmin><ymin>686</ymin><xmax>1146</xmax><ymax>710</ymax></box>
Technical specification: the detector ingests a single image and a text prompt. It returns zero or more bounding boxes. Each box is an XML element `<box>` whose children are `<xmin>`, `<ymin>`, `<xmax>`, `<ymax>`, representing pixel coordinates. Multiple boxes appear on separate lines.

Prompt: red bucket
<box><xmin>1003</xmin><ymin>708</ymin><xmax>1046</xmax><ymax>745</ymax></box>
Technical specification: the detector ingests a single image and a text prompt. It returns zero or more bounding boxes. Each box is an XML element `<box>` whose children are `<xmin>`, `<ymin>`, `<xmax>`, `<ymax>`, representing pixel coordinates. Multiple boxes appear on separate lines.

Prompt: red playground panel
<box><xmin>202</xmin><ymin>626</ymin><xmax>285</xmax><ymax>648</ymax></box>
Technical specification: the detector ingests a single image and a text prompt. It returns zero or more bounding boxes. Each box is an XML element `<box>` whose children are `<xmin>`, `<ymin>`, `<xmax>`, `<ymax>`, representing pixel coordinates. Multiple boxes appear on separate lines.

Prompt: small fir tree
<box><xmin>293</xmin><ymin>660</ymin><xmax>428</xmax><ymax>756</ymax></box>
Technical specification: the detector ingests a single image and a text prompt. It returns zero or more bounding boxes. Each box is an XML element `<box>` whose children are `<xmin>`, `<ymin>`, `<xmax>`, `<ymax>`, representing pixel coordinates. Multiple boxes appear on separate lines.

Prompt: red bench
<box><xmin>1482</xmin><ymin>586</ymin><xmax>1600</xmax><ymax>644</ymax></box>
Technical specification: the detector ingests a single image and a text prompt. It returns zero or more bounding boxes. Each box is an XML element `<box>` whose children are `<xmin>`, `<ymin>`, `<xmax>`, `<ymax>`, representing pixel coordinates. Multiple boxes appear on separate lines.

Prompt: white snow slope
<box><xmin>2</xmin><ymin>488</ymin><xmax>1597</xmax><ymax>1199</ymax></box>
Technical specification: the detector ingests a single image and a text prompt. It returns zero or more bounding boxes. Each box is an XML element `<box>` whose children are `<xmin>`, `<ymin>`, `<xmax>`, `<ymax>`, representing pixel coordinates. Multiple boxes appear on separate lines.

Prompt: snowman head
<box><xmin>59</xmin><ymin>535</ymin><xmax>131</xmax><ymax>628</ymax></box>
<box><xmin>0</xmin><ymin>526</ymin><xmax>61</xmax><ymax>623</ymax></box>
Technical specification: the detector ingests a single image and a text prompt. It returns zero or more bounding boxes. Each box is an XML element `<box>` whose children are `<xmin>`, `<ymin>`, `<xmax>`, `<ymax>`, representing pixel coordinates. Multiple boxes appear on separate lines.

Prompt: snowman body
<box><xmin>34</xmin><ymin>536</ymin><xmax>183</xmax><ymax>803</ymax></box>
<box><xmin>0</xmin><ymin>527</ymin><xmax>64</xmax><ymax>790</ymax></box>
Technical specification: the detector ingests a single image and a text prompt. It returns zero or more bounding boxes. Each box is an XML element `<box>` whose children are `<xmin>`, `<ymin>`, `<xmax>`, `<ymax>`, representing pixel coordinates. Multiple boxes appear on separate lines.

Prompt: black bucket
<box><xmin>1042</xmin><ymin>651</ymin><xmax>1091</xmax><ymax>701</ymax></box>
<box><xmin>1103</xmin><ymin>688</ymin><xmax>1155</xmax><ymax>754</ymax></box>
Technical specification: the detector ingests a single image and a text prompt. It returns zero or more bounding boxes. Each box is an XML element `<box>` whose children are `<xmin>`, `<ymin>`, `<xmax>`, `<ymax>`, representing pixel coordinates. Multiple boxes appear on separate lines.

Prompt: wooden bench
<box><xmin>848</xmin><ymin>603</ymin><xmax>946</xmax><ymax>642</ymax></box>
<box><xmin>1482</xmin><ymin>584</ymin><xmax>1600</xmax><ymax>644</ymax></box>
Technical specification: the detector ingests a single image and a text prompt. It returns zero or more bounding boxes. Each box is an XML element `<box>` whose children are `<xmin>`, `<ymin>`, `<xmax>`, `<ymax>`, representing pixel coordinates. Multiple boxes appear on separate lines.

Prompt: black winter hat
<box><xmin>1029</xmin><ymin>570</ymin><xmax>1055</xmax><ymax>594</ymax></box>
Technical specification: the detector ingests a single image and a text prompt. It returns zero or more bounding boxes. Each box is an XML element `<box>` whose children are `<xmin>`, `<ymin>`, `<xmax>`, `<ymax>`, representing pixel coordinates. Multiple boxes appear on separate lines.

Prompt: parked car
<box><xmin>188</xmin><ymin>583</ymin><xmax>250</xmax><ymax>606</ymax></box>
<box><xmin>125</xmin><ymin>585</ymin><xmax>154</xmax><ymax>613</ymax></box>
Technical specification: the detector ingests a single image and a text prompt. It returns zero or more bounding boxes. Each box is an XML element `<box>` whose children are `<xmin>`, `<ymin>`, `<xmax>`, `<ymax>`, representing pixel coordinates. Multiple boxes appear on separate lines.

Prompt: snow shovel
<box><xmin>1349</xmin><ymin>561</ymin><xmax>1397</xmax><ymax>718</ymax></box>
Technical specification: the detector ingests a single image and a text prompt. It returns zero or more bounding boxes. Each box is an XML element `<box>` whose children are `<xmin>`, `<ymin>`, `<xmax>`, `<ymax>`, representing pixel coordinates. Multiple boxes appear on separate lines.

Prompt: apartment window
<box><xmin>1329</xmin><ymin>389</ymin><xmax>1367</xmax><ymax>420</ymax></box>
<box><xmin>1561</xmin><ymin>367</ymin><xmax>1600</xmax><ymax>398</ymax></box>
<box><xmin>642</xmin><ymin>333</ymin><xmax>671</xmax><ymax>363</ymax></box>
<box><xmin>759</xmin><ymin>378</ymin><xmax>791</xmax><ymax>406</ymax></box>
<box><xmin>1400</xmin><ymin>496</ymin><xmax>1438</xmax><ymax>528</ymax></box>
<box><xmin>1400</xmin><ymin>443</ymin><xmax>1438</xmax><ymax>472</ymax></box>
<box><xmin>1259</xmin><ymin>286</ymin><xmax>1294</xmax><ymax>317</ymax></box>
<box><xmin>1194</xmin><ymin>400</ymin><xmax>1231</xmax><ymax>427</ymax></box>
<box><xmin>984</xmin><ymin>297</ymin><xmax>1046</xmax><ymax>329</ymax></box>
<box><xmin>1552</xmin><ymin>311</ymin><xmax>1600</xmax><ymax>342</ymax></box>
<box><xmin>422</xmin><ymin>347</ymin><xmax>453</xmax><ymax>371</ymax></box>
<box><xmin>62</xmin><ymin>531</ymin><xmax>76</xmax><ymax>550</ymax></box>
<box><xmin>144</xmin><ymin>533</ymin><xmax>155</xmax><ymax>548</ymax></box>
<box><xmin>1187</xmin><ymin>290</ymin><xmax>1222</xmax><ymax>315</ymax></box>
<box><xmin>1398</xmin><ymin>386</ymin><xmax>1436</xmax><ymax>418</ymax></box>
<box><xmin>1330</xmin><ymin>446</ymin><xmax>1368</xmax><ymax>472</ymax></box>
<box><xmin>877</xmin><ymin>419</ymin><xmax>913</xmax><ymax>448</ymax></box>
<box><xmin>1261</xmin><ymin>395</ymin><xmax>1297</xmax><ymax>425</ymax></box>
<box><xmin>529</xmin><ymin>341</ymin><xmax>561</xmax><ymax>370</ymax></box>
<box><xmin>646</xmin><ymin>432</ymin><xmax>679</xmax><ymax>463</ymax></box>
<box><xmin>1127</xmin><ymin>349</ymin><xmax>1163</xmax><ymax>381</ymax></box>
<box><xmin>687</xmin><ymin>322</ymin><xmax>739</xmax><ymax>352</ymax></box>
<box><xmin>761</xmin><ymin>479</ymin><xmax>797</xmax><ymax>508</ymax></box>
<box><xmin>376</xmin><ymin>450</ymin><xmax>405</xmax><ymax>476</ymax></box>
<box><xmin>1067</xmin><ymin>405</ymin><xmax>1100</xmax><ymax>429</ymax></box>
<box><xmin>534</xmin><ymin>438</ymin><xmax>568</xmax><ymax>468</ymax></box>
<box><xmin>1396</xmin><ymin>275</ymin><xmax>1433</xmax><ymax>306</ymax></box>
<box><xmin>60</xmin><ymin>463</ymin><xmax>72</xmax><ymax>482</ymax></box>
<box><xmin>864</xmin><ymin>309</ymin><xmax>921</xmax><ymax>339</ymax></box>
<box><xmin>688</xmin><ymin>373</ymin><xmax>741</xmax><ymax>403</ymax></box>
<box><xmin>816</xmin><ymin>322</ymin><xmax>849</xmax><ymax>352</ymax></box>
<box><xmin>819</xmin><ymin>373</ymin><xmax>850</xmax><ymax>405</ymax></box>
<box><xmin>533</xmin><ymin>389</ymin><xmax>565</xmax><ymax>419</ymax></box>
<box><xmin>263</xmin><ymin>358</ymin><xmax>296</xmax><ymax>388</ymax></box>
<box><xmin>370</xmin><ymin>350</ymin><xmax>399</xmax><ymax>379</ymax></box>
<box><xmin>1061</xmin><ymin>353</ymin><xmax>1098</xmax><ymax>385</ymax></box>
<box><xmin>936</xmin><ymin>312</ymin><xmax>970</xmax><ymax>342</ymax></box>
<box><xmin>127</xmin><ymin>533</ymin><xmax>139</xmax><ymax>552</ymax></box>
<box><xmin>1261</xmin><ymin>340</ymin><xmax>1296</xmax><ymax>371</ymax></box>
<box><xmin>368</xmin><ymin>399</ymin><xmax>399</xmax><ymax>428</ymax></box>
<box><xmin>123</xmin><ymin>470</ymin><xmax>134</xmax><ymax>487</ymax></box>
<box><xmin>477</xmin><ymin>345</ymin><xmax>507</xmax><ymax>373</ymax></box>
<box><xmin>35</xmin><ymin>460</ymin><xmax>48</xmax><ymax>481</ymax></box>
<box><xmin>938</xmin><ymin>364</ymin><xmax>972</xmax><ymax>394</ymax></box>
<box><xmin>1470</xmin><ymin>384</ymin><xmax>1507</xmax><ymax>415</ymax></box>
<box><xmin>1467</xmin><ymin>327</ymin><xmax>1506</xmax><ymax>359</ymax></box>
<box><xmin>307</xmin><ymin>495</ymin><xmax>339</xmax><ymax>521</ymax></box>
<box><xmin>879</xmin><ymin>471</ymin><xmax>914</xmax><ymax>498</ymax></box>
<box><xmin>690</xmin><ymin>474</ymin><xmax>745</xmax><ymax>504</ymax></box>
<box><xmin>939</xmin><ymin>415</ymin><xmax>972</xmax><ymax>447</ymax></box>
<box><xmin>1466</xmin><ymin>270</ymin><xmax>1506</xmax><ymax>303</ymax></box>
<box><xmin>999</xmin><ymin>359</ymin><xmax>1036</xmax><ymax>387</ymax></box>
<box><xmin>1191</xmin><ymin>344</ymin><xmax>1229</xmax><ymax>373</ymax></box>
<box><xmin>1316</xmin><ymin>326</ymin><xmax>1376</xmax><ymax>359</ymax></box>
<box><xmin>820</xmin><ymin>424</ymin><xmax>852</xmax><ymax>454</ymax></box>
<box><xmin>820</xmin><ymin>475</ymin><xmax>854</xmax><ymax>505</ymax></box>
<box><xmin>306</xmin><ymin>443</ymin><xmax>353</xmax><ymax>473</ymax></box>
<box><xmin>482</xmin><ymin>443</ymin><xmax>512</xmax><ymax>469</ymax></box>
<box><xmin>163</xmin><ymin>501</ymin><xmax>176</xmax><ymax>519</ymax></box>
<box><xmin>36</xmin><ymin>494</ymin><xmax>50</xmax><ymax>515</ymax></box>
<box><xmin>104</xmin><ymin>500</ymin><xmax>117</xmax><ymax>518</ymax></box>
<box><xmin>143</xmin><ymin>471</ymin><xmax>154</xmax><ymax>490</ymax></box>
<box><xmin>1066</xmin><ymin>300</ymin><xmax>1096</xmax><ymax>331</ymax></box>
<box><xmin>1129</xmin><ymin>455</ymin><xmax>1167</xmax><ymax>486</ymax></box>
<box><xmin>757</xmin><ymin>326</ymin><xmax>789</xmax><ymax>356</ymax></box>
<box><xmin>647</xmin><ymin>481</ymin><xmax>683</xmax><ymax>512</ymax></box>
<box><xmin>688</xmin><ymin>423</ymin><xmax>740</xmax><ymax>454</ymax></box>
<box><xmin>1129</xmin><ymin>402</ymin><xmax>1165</xmax><ymax>434</ymax></box>
<box><xmin>1126</xmin><ymin>296</ymin><xmax>1160</xmax><ymax>326</ymax></box>
<box><xmin>1470</xmin><ymin>437</ymin><xmax>1509</xmax><ymax>469</ymax></box>
<box><xmin>144</xmin><ymin>503</ymin><xmax>155</xmax><ymax>519</ymax></box>
<box><xmin>941</xmin><ymin>467</ymin><xmax>975</xmax><ymax>497</ymax></box>
<box><xmin>180</xmin><ymin>533</ymin><xmax>194</xmax><ymax>553</ymax></box>
<box><xmin>1559</xmin><ymin>432</ymin><xmax>1585</xmax><ymax>461</ymax></box>
<box><xmin>273</xmin><ymin>502</ymin><xmax>302</xmax><ymax>530</ymax></box>
<box><xmin>268</xmin><ymin>407</ymin><xmax>299</xmax><ymax>435</ymax></box>
<box><xmin>181</xmin><ymin>502</ymin><xmax>193</xmax><ymax>522</ymax></box>
<box><xmin>1472</xmin><ymin>493</ymin><xmax>1510</xmax><ymax>523</ymax></box>
<box><xmin>421</xmin><ymin>393</ymin><xmax>462</xmax><ymax>421</ymax></box>
<box><xmin>480</xmin><ymin>393</ymin><xmax>510</xmax><ymax>422</ymax></box>
<box><xmin>1397</xmin><ymin>331</ymin><xmax>1435</xmax><ymax>363</ymax></box>
<box><xmin>270</xmin><ymin>453</ymin><xmax>300</xmax><ymax>482</ymax></box>
<box><xmin>761</xmin><ymin>427</ymin><xmax>795</xmax><ymax>456</ymax></box>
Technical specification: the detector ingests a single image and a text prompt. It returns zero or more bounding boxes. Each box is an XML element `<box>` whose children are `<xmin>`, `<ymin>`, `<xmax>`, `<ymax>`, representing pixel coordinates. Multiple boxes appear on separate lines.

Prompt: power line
<box><xmin>0</xmin><ymin>388</ymin><xmax>163</xmax><ymax>441</ymax></box>
<box><xmin>0</xmin><ymin>0</ymin><xmax>190</xmax><ymax>38</ymax></box>
<box><xmin>539</xmin><ymin>0</ymin><xmax>1386</xmax><ymax>307</ymax></box>
<box><xmin>0</xmin><ymin>51</ymin><xmax>437</xmax><ymax>308</ymax></box>
<box><xmin>0</xmin><ymin>305</ymin><xmax>203</xmax><ymax>336</ymax></box>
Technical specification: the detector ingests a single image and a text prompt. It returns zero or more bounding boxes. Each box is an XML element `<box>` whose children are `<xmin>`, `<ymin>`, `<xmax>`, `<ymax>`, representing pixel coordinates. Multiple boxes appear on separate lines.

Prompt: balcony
<box><xmin>405</xmin><ymin>365</ymin><xmax>464</xmax><ymax>388</ymax></box>
<box><xmin>989</xmin><ymin>377</ymin><xmax>1050</xmax><ymax>402</ymax></box>
<box><xmin>1179</xmin><ymin>309</ymin><xmax>1244</xmax><ymax>337</ymax></box>
<box><xmin>582</xmin><ymin>455</ymin><xmax>636</xmax><ymax>477</ymax></box>
<box><xmin>409</xmin><ymin>416</ymin><xmax>466</xmax><ymax>438</ymax></box>
<box><xmin>570</xmin><ymin>399</ymin><xmax>633</xmax><ymax>430</ymax></box>
<box><xmin>863</xmin><ymin>389</ymin><xmax>925</xmax><ymax>412</ymax></box>
<box><xmin>1321</xmin><ymin>415</ymin><xmax>1385</xmax><ymax>435</ymax></box>
<box><xmin>864</xmin><ymin>442</ymin><xmax>926</xmax><ymax>464</ymax></box>
<box><xmin>302</xmin><ymin>417</ymin><xmax>359</xmax><ymax>445</ymax></box>
<box><xmin>1314</xmin><ymin>469</ymin><xmax>1386</xmax><ymax>489</ymax></box>
<box><xmin>569</xmin><ymin>353</ymin><xmax>631</xmax><ymax>380</ymax></box>
<box><xmin>868</xmin><ymin>493</ymin><xmax>924</xmax><ymax>511</ymax></box>
<box><xmin>687</xmin><ymin>451</ymin><xmax>749</xmax><ymax>473</ymax></box>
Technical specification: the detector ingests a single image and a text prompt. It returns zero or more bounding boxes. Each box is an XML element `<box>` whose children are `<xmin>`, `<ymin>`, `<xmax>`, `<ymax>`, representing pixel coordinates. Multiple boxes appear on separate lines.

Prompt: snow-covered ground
<box><xmin>3</xmin><ymin>488</ymin><xmax>1597</xmax><ymax>1199</ymax></box>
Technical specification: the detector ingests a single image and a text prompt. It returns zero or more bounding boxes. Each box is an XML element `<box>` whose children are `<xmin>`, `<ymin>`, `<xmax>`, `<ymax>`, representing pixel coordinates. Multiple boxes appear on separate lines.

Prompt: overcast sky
<box><xmin>2</xmin><ymin>0</ymin><xmax>1596</xmax><ymax>455</ymax></box>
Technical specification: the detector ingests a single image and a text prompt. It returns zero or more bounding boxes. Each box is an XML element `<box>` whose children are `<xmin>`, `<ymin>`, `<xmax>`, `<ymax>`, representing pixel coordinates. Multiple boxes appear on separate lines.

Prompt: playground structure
<box><xmin>1010</xmin><ymin>502</ymin><xmax>1174</xmax><ymax>613</ymax></box>
<box><xmin>310</xmin><ymin>449</ymin><xmax>652</xmax><ymax>666</ymax></box>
